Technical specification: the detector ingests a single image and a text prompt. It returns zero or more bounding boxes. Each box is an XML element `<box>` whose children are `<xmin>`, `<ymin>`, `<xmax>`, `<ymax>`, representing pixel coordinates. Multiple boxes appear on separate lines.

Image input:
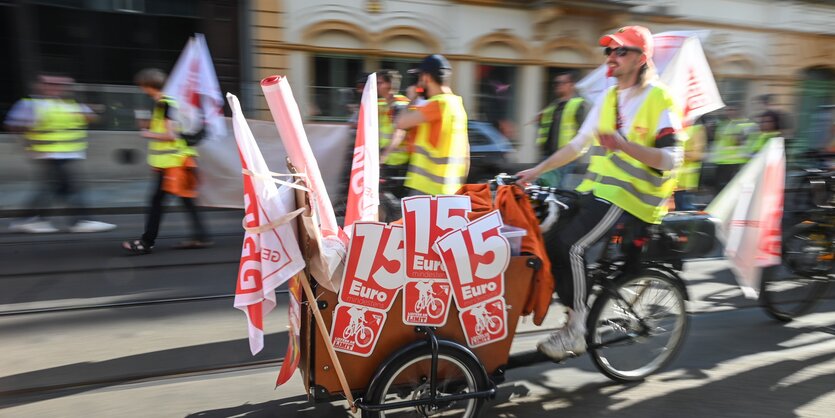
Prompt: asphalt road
<box><xmin>1</xmin><ymin>212</ymin><xmax>833</xmax><ymax>417</ymax></box>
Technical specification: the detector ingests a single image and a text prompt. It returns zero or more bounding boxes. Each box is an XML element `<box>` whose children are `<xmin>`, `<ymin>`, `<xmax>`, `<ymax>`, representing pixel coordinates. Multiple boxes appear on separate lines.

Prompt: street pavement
<box><xmin>1</xmin><ymin>210</ymin><xmax>834</xmax><ymax>417</ymax></box>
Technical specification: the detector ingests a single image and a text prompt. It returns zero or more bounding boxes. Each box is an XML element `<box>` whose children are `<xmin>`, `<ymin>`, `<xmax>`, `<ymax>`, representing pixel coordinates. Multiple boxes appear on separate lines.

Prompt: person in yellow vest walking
<box><xmin>122</xmin><ymin>69</ymin><xmax>210</xmax><ymax>254</ymax></box>
<box><xmin>674</xmin><ymin>120</ymin><xmax>707</xmax><ymax>210</ymax></box>
<box><xmin>536</xmin><ymin>71</ymin><xmax>587</xmax><ymax>188</ymax></box>
<box><xmin>5</xmin><ymin>75</ymin><xmax>116</xmax><ymax>233</ymax></box>
<box><xmin>396</xmin><ymin>54</ymin><xmax>470</xmax><ymax>196</ymax></box>
<box><xmin>516</xmin><ymin>26</ymin><xmax>685</xmax><ymax>361</ymax></box>
<box><xmin>748</xmin><ymin>110</ymin><xmax>782</xmax><ymax>156</ymax></box>
<box><xmin>377</xmin><ymin>70</ymin><xmax>412</xmax><ymax>180</ymax></box>
<box><xmin>710</xmin><ymin>104</ymin><xmax>756</xmax><ymax>192</ymax></box>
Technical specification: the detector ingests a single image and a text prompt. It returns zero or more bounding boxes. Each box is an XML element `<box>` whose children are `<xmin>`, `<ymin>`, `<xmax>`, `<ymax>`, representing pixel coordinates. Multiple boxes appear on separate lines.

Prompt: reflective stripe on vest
<box><xmin>147</xmin><ymin>97</ymin><xmax>190</xmax><ymax>169</ymax></box>
<box><xmin>535</xmin><ymin>97</ymin><xmax>585</xmax><ymax>149</ymax></box>
<box><xmin>379</xmin><ymin>94</ymin><xmax>411</xmax><ymax>166</ymax></box>
<box><xmin>713</xmin><ymin>119</ymin><xmax>755</xmax><ymax>165</ymax></box>
<box><xmin>24</xmin><ymin>98</ymin><xmax>88</xmax><ymax>154</ymax></box>
<box><xmin>405</xmin><ymin>94</ymin><xmax>469</xmax><ymax>195</ymax></box>
<box><xmin>591</xmin><ymin>84</ymin><xmax>678</xmax><ymax>224</ymax></box>
<box><xmin>676</xmin><ymin>124</ymin><xmax>704</xmax><ymax>190</ymax></box>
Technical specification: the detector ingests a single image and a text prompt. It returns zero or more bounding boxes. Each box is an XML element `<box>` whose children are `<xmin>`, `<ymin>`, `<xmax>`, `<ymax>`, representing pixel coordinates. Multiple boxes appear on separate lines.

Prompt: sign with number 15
<box><xmin>338</xmin><ymin>222</ymin><xmax>406</xmax><ymax>311</ymax></box>
<box><xmin>434</xmin><ymin>211</ymin><xmax>510</xmax><ymax>310</ymax></box>
<box><xmin>402</xmin><ymin>195</ymin><xmax>471</xmax><ymax>280</ymax></box>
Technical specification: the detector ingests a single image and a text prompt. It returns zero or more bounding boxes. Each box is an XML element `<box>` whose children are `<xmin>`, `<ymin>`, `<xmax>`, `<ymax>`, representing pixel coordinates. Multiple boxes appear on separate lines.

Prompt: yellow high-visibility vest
<box><xmin>590</xmin><ymin>84</ymin><xmax>680</xmax><ymax>224</ymax></box>
<box><xmin>378</xmin><ymin>94</ymin><xmax>411</xmax><ymax>166</ymax></box>
<box><xmin>676</xmin><ymin>124</ymin><xmax>704</xmax><ymax>191</ymax></box>
<box><xmin>713</xmin><ymin>119</ymin><xmax>756</xmax><ymax>165</ymax></box>
<box><xmin>748</xmin><ymin>130</ymin><xmax>780</xmax><ymax>155</ymax></box>
<box><xmin>405</xmin><ymin>94</ymin><xmax>469</xmax><ymax>195</ymax></box>
<box><xmin>536</xmin><ymin>97</ymin><xmax>585</xmax><ymax>150</ymax></box>
<box><xmin>24</xmin><ymin>98</ymin><xmax>88</xmax><ymax>154</ymax></box>
<box><xmin>147</xmin><ymin>96</ymin><xmax>192</xmax><ymax>169</ymax></box>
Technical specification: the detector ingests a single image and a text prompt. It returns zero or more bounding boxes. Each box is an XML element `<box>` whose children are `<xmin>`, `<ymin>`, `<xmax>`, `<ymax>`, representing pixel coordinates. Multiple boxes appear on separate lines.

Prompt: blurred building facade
<box><xmin>251</xmin><ymin>0</ymin><xmax>835</xmax><ymax>162</ymax></box>
<box><xmin>0</xmin><ymin>0</ymin><xmax>244</xmax><ymax>131</ymax></box>
<box><xmin>1</xmin><ymin>0</ymin><xmax>833</xmax><ymax>163</ymax></box>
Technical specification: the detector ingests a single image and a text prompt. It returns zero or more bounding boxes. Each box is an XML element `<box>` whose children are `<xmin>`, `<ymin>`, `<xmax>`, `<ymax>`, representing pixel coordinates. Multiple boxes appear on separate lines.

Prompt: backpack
<box><xmin>176</xmin><ymin>99</ymin><xmax>207</xmax><ymax>147</ymax></box>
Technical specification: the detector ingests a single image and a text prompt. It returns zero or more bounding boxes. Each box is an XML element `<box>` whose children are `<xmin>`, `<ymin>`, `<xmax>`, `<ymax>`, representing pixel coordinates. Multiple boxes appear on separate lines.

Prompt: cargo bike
<box><xmin>294</xmin><ymin>175</ymin><xmax>718</xmax><ymax>417</ymax></box>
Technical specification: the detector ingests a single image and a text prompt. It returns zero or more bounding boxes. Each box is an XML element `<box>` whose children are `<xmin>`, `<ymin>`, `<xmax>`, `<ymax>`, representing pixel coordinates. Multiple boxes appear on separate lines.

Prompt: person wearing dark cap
<box><xmin>395</xmin><ymin>54</ymin><xmax>469</xmax><ymax>195</ymax></box>
<box><xmin>516</xmin><ymin>26</ymin><xmax>685</xmax><ymax>361</ymax></box>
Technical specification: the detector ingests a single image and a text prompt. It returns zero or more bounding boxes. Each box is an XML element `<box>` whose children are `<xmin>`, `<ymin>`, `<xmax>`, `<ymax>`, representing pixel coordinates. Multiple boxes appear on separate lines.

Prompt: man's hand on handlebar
<box><xmin>515</xmin><ymin>166</ymin><xmax>541</xmax><ymax>185</ymax></box>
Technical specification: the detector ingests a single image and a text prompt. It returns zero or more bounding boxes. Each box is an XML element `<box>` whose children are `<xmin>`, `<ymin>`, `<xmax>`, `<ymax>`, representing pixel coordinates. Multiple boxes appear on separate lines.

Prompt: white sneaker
<box><xmin>69</xmin><ymin>220</ymin><xmax>117</xmax><ymax>233</ymax></box>
<box><xmin>9</xmin><ymin>217</ymin><xmax>40</xmax><ymax>233</ymax></box>
<box><xmin>537</xmin><ymin>326</ymin><xmax>587</xmax><ymax>362</ymax></box>
<box><xmin>14</xmin><ymin>220</ymin><xmax>60</xmax><ymax>234</ymax></box>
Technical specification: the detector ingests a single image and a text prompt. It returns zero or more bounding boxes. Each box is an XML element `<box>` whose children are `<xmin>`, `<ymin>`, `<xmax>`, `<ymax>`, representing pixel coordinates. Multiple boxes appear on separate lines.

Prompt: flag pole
<box><xmin>299</xmin><ymin>270</ymin><xmax>357</xmax><ymax>413</ymax></box>
<box><xmin>288</xmin><ymin>158</ymin><xmax>356</xmax><ymax>413</ymax></box>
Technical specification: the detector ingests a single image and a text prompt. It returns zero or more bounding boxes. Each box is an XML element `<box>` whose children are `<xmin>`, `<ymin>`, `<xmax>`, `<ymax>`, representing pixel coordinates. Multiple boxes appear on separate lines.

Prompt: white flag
<box><xmin>707</xmin><ymin>138</ymin><xmax>785</xmax><ymax>298</ymax></box>
<box><xmin>659</xmin><ymin>37</ymin><xmax>725</xmax><ymax>124</ymax></box>
<box><xmin>164</xmin><ymin>34</ymin><xmax>227</xmax><ymax>141</ymax></box>
<box><xmin>227</xmin><ymin>92</ymin><xmax>305</xmax><ymax>355</ymax></box>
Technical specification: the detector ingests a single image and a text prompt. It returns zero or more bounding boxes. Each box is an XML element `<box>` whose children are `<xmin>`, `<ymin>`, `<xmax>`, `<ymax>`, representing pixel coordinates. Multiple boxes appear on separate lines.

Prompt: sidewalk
<box><xmin>0</xmin><ymin>179</ymin><xmax>200</xmax><ymax>218</ymax></box>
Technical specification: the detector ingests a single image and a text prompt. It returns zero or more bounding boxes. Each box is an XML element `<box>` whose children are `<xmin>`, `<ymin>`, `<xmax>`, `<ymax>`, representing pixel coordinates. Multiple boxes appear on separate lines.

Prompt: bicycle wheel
<box><xmin>362</xmin><ymin>345</ymin><xmax>487</xmax><ymax>418</ymax></box>
<box><xmin>759</xmin><ymin>224</ymin><xmax>832</xmax><ymax>322</ymax></box>
<box><xmin>587</xmin><ymin>270</ymin><xmax>688</xmax><ymax>382</ymax></box>
<box><xmin>427</xmin><ymin>298</ymin><xmax>444</xmax><ymax>319</ymax></box>
<box><xmin>356</xmin><ymin>326</ymin><xmax>375</xmax><ymax>348</ymax></box>
<box><xmin>486</xmin><ymin>316</ymin><xmax>502</xmax><ymax>335</ymax></box>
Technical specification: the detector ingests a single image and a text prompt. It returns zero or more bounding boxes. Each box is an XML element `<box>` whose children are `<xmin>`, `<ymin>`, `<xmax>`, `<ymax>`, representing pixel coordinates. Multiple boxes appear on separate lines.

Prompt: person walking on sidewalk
<box><xmin>122</xmin><ymin>69</ymin><xmax>210</xmax><ymax>254</ymax></box>
<box><xmin>516</xmin><ymin>26</ymin><xmax>684</xmax><ymax>361</ymax></box>
<box><xmin>535</xmin><ymin>71</ymin><xmax>587</xmax><ymax>189</ymax></box>
<box><xmin>4</xmin><ymin>75</ymin><xmax>116</xmax><ymax>234</ymax></box>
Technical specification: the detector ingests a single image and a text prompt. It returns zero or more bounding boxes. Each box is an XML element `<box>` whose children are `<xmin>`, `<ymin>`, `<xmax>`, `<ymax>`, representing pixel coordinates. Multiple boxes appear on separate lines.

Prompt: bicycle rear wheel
<box><xmin>759</xmin><ymin>223</ymin><xmax>832</xmax><ymax>322</ymax></box>
<box><xmin>587</xmin><ymin>270</ymin><xmax>688</xmax><ymax>382</ymax></box>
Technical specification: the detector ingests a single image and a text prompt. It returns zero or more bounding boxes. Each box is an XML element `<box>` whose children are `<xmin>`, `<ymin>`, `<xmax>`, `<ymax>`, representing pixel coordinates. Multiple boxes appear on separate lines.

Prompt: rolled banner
<box><xmin>260</xmin><ymin>75</ymin><xmax>344</xmax><ymax>243</ymax></box>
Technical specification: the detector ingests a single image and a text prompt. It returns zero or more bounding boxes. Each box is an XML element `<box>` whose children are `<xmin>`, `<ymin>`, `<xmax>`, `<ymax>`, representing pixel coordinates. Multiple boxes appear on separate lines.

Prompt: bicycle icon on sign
<box><xmin>343</xmin><ymin>305</ymin><xmax>374</xmax><ymax>348</ymax></box>
<box><xmin>414</xmin><ymin>280</ymin><xmax>445</xmax><ymax>319</ymax></box>
<box><xmin>470</xmin><ymin>303</ymin><xmax>503</xmax><ymax>335</ymax></box>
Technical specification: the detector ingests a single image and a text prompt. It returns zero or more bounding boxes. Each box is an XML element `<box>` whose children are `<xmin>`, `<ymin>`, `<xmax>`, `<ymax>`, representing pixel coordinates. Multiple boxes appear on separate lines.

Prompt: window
<box><xmin>716</xmin><ymin>78</ymin><xmax>750</xmax><ymax>113</ymax></box>
<box><xmin>475</xmin><ymin>64</ymin><xmax>517</xmax><ymax>139</ymax></box>
<box><xmin>310</xmin><ymin>54</ymin><xmax>364</xmax><ymax>121</ymax></box>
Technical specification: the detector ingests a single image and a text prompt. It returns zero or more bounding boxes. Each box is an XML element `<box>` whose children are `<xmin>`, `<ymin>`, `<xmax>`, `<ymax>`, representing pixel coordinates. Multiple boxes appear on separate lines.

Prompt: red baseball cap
<box><xmin>599</xmin><ymin>26</ymin><xmax>654</xmax><ymax>59</ymax></box>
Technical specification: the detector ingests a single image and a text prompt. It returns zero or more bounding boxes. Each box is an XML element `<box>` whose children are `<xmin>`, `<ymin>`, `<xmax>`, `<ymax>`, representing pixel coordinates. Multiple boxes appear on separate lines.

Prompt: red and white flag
<box><xmin>660</xmin><ymin>37</ymin><xmax>725</xmax><ymax>125</ymax></box>
<box><xmin>163</xmin><ymin>34</ymin><xmax>227</xmax><ymax>141</ymax></box>
<box><xmin>344</xmin><ymin>73</ymin><xmax>380</xmax><ymax>231</ymax></box>
<box><xmin>707</xmin><ymin>138</ymin><xmax>785</xmax><ymax>297</ymax></box>
<box><xmin>227</xmin><ymin>93</ymin><xmax>306</xmax><ymax>355</ymax></box>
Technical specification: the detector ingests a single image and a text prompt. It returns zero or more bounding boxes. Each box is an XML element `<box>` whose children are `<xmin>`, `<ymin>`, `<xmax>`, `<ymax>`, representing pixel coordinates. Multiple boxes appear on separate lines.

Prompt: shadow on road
<box><xmin>0</xmin><ymin>332</ymin><xmax>288</xmax><ymax>409</ymax></box>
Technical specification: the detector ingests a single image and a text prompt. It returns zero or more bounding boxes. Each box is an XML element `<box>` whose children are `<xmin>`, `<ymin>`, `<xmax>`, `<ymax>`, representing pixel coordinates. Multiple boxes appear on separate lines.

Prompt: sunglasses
<box><xmin>604</xmin><ymin>46</ymin><xmax>642</xmax><ymax>57</ymax></box>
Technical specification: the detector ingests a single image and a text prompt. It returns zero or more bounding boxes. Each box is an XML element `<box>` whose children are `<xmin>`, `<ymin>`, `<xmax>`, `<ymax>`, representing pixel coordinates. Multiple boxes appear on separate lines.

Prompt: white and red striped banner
<box><xmin>344</xmin><ymin>73</ymin><xmax>380</xmax><ymax>231</ymax></box>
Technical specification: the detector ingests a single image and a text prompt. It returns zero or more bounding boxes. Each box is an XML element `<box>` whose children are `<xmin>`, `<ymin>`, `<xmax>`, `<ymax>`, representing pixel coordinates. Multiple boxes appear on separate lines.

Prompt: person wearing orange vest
<box><xmin>5</xmin><ymin>75</ymin><xmax>116</xmax><ymax>234</ymax></box>
<box><xmin>536</xmin><ymin>71</ymin><xmax>587</xmax><ymax>188</ymax></box>
<box><xmin>395</xmin><ymin>54</ymin><xmax>469</xmax><ymax>196</ymax></box>
<box><xmin>122</xmin><ymin>68</ymin><xmax>210</xmax><ymax>254</ymax></box>
<box><xmin>516</xmin><ymin>26</ymin><xmax>684</xmax><ymax>361</ymax></box>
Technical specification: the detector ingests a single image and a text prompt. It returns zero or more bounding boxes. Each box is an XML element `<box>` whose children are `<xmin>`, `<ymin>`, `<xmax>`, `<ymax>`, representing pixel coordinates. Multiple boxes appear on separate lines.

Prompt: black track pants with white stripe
<box><xmin>543</xmin><ymin>193</ymin><xmax>642</xmax><ymax>314</ymax></box>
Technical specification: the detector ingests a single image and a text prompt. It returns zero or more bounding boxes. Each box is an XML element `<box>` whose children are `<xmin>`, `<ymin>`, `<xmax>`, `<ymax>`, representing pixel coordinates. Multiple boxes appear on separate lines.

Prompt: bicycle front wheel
<box><xmin>587</xmin><ymin>270</ymin><xmax>688</xmax><ymax>382</ymax></box>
